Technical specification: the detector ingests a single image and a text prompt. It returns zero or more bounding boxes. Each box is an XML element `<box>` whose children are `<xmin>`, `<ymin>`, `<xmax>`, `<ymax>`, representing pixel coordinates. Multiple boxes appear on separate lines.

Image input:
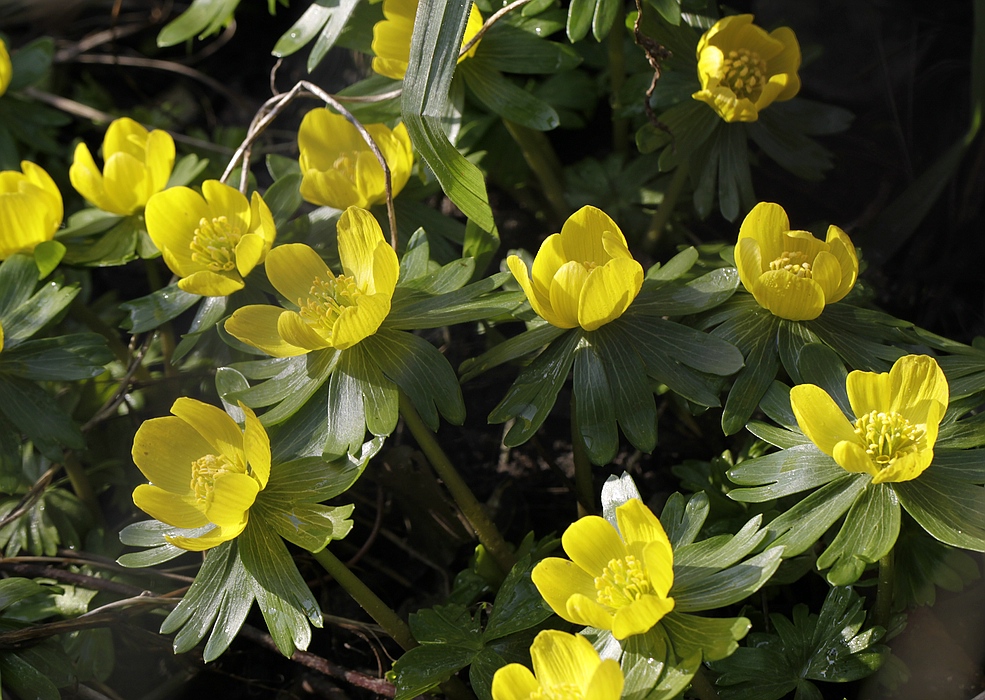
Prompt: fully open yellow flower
<box><xmin>735</xmin><ymin>202</ymin><xmax>857</xmax><ymax>321</ymax></box>
<box><xmin>225</xmin><ymin>207</ymin><xmax>398</xmax><ymax>354</ymax></box>
<box><xmin>791</xmin><ymin>355</ymin><xmax>949</xmax><ymax>484</ymax></box>
<box><xmin>371</xmin><ymin>0</ymin><xmax>483</xmax><ymax>80</ymax></box>
<box><xmin>0</xmin><ymin>40</ymin><xmax>12</xmax><ymax>97</ymax></box>
<box><xmin>70</xmin><ymin>117</ymin><xmax>175</xmax><ymax>216</ymax></box>
<box><xmin>298</xmin><ymin>109</ymin><xmax>413</xmax><ymax>210</ymax></box>
<box><xmin>692</xmin><ymin>14</ymin><xmax>801</xmax><ymax>123</ymax></box>
<box><xmin>507</xmin><ymin>206</ymin><xmax>643</xmax><ymax>331</ymax></box>
<box><xmin>131</xmin><ymin>398</ymin><xmax>270</xmax><ymax>551</ymax></box>
<box><xmin>492</xmin><ymin>630</ymin><xmax>623</xmax><ymax>700</ymax></box>
<box><xmin>145</xmin><ymin>180</ymin><xmax>276</xmax><ymax>296</ymax></box>
<box><xmin>0</xmin><ymin>162</ymin><xmax>63</xmax><ymax>260</ymax></box>
<box><xmin>532</xmin><ymin>498</ymin><xmax>675</xmax><ymax>640</ymax></box>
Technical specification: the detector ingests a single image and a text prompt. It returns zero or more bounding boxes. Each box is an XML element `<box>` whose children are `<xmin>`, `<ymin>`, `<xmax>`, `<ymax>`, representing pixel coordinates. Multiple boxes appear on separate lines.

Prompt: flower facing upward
<box><xmin>298</xmin><ymin>109</ymin><xmax>413</xmax><ymax>210</ymax></box>
<box><xmin>0</xmin><ymin>40</ymin><xmax>11</xmax><ymax>97</ymax></box>
<box><xmin>371</xmin><ymin>0</ymin><xmax>483</xmax><ymax>80</ymax></box>
<box><xmin>532</xmin><ymin>498</ymin><xmax>675</xmax><ymax>640</ymax></box>
<box><xmin>791</xmin><ymin>355</ymin><xmax>949</xmax><ymax>484</ymax></box>
<box><xmin>225</xmin><ymin>207</ymin><xmax>399</xmax><ymax>354</ymax></box>
<box><xmin>145</xmin><ymin>180</ymin><xmax>276</xmax><ymax>296</ymax></box>
<box><xmin>507</xmin><ymin>206</ymin><xmax>643</xmax><ymax>331</ymax></box>
<box><xmin>70</xmin><ymin>117</ymin><xmax>176</xmax><ymax>216</ymax></box>
<box><xmin>491</xmin><ymin>630</ymin><xmax>623</xmax><ymax>700</ymax></box>
<box><xmin>131</xmin><ymin>398</ymin><xmax>270</xmax><ymax>551</ymax></box>
<box><xmin>735</xmin><ymin>202</ymin><xmax>857</xmax><ymax>321</ymax></box>
<box><xmin>0</xmin><ymin>162</ymin><xmax>63</xmax><ymax>260</ymax></box>
<box><xmin>692</xmin><ymin>14</ymin><xmax>801</xmax><ymax>123</ymax></box>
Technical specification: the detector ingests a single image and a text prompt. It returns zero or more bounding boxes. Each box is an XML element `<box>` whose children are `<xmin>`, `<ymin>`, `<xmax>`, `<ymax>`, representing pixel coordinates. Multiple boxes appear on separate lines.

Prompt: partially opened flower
<box><xmin>70</xmin><ymin>117</ymin><xmax>175</xmax><ymax>216</ymax></box>
<box><xmin>791</xmin><ymin>354</ymin><xmax>948</xmax><ymax>484</ymax></box>
<box><xmin>298</xmin><ymin>109</ymin><xmax>413</xmax><ymax>210</ymax></box>
<box><xmin>692</xmin><ymin>14</ymin><xmax>801</xmax><ymax>123</ymax></box>
<box><xmin>491</xmin><ymin>630</ymin><xmax>623</xmax><ymax>700</ymax></box>
<box><xmin>532</xmin><ymin>498</ymin><xmax>674</xmax><ymax>640</ymax></box>
<box><xmin>0</xmin><ymin>161</ymin><xmax>63</xmax><ymax>260</ymax></box>
<box><xmin>145</xmin><ymin>180</ymin><xmax>276</xmax><ymax>296</ymax></box>
<box><xmin>735</xmin><ymin>201</ymin><xmax>857</xmax><ymax>321</ymax></box>
<box><xmin>131</xmin><ymin>398</ymin><xmax>270</xmax><ymax>551</ymax></box>
<box><xmin>371</xmin><ymin>0</ymin><xmax>483</xmax><ymax>80</ymax></box>
<box><xmin>0</xmin><ymin>40</ymin><xmax>11</xmax><ymax>97</ymax></box>
<box><xmin>507</xmin><ymin>206</ymin><xmax>643</xmax><ymax>331</ymax></box>
<box><xmin>225</xmin><ymin>206</ymin><xmax>399</xmax><ymax>354</ymax></box>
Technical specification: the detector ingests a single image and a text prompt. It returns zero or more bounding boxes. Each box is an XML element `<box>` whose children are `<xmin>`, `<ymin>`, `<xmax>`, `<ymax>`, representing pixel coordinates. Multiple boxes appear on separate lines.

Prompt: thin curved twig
<box><xmin>459</xmin><ymin>0</ymin><xmax>534</xmax><ymax>57</ymax></box>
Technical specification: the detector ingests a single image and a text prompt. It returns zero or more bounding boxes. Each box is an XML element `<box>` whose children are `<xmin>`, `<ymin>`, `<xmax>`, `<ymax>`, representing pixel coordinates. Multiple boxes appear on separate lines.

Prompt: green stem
<box><xmin>398</xmin><ymin>393</ymin><xmax>516</xmax><ymax>574</ymax></box>
<box><xmin>62</xmin><ymin>452</ymin><xmax>103</xmax><ymax>526</ymax></box>
<box><xmin>689</xmin><ymin>666</ymin><xmax>721</xmax><ymax>700</ymax></box>
<box><xmin>312</xmin><ymin>548</ymin><xmax>417</xmax><ymax>651</ymax></box>
<box><xmin>503</xmin><ymin>119</ymin><xmax>570</xmax><ymax>225</ymax></box>
<box><xmin>608</xmin><ymin>23</ymin><xmax>628</xmax><ymax>156</ymax></box>
<box><xmin>571</xmin><ymin>394</ymin><xmax>595</xmax><ymax>517</ymax></box>
<box><xmin>875</xmin><ymin>549</ymin><xmax>895</xmax><ymax>628</ymax></box>
<box><xmin>645</xmin><ymin>161</ymin><xmax>690</xmax><ymax>253</ymax></box>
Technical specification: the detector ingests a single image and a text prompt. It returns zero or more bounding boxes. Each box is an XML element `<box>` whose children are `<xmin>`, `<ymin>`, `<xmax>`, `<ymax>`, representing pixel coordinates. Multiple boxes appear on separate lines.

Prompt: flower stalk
<box><xmin>571</xmin><ymin>394</ymin><xmax>596</xmax><ymax>516</ymax></box>
<box><xmin>503</xmin><ymin>120</ymin><xmax>570</xmax><ymax>224</ymax></box>
<box><xmin>875</xmin><ymin>549</ymin><xmax>895</xmax><ymax>629</ymax></box>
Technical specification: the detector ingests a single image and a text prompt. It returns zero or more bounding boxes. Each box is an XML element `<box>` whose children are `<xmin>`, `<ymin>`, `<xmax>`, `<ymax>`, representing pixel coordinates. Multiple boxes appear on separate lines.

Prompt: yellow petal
<box><xmin>170</xmin><ymin>397</ymin><xmax>245</xmax><ymax>466</ymax></box>
<box><xmin>562</xmin><ymin>515</ymin><xmax>627</xmax><ymax>574</ymax></box>
<box><xmin>585</xmin><ymin>659</ymin><xmax>624</xmax><ymax>700</ymax></box>
<box><xmin>752</xmin><ymin>77</ymin><xmax>787</xmax><ymax>114</ymax></box>
<box><xmin>559</xmin><ymin>206</ymin><xmax>610</xmax><ymax>265</ymax></box>
<box><xmin>697</xmin><ymin>14</ymin><xmax>753</xmax><ymax>55</ymax></box>
<box><xmin>531</xmin><ymin>558</ymin><xmax>599</xmax><ymax>620</ymax></box>
<box><xmin>265</xmin><ymin>243</ymin><xmax>332</xmax><ymax>305</ymax></box>
<box><xmin>145</xmin><ymin>187</ymin><xmax>209</xmax><ymax>275</ymax></box>
<box><xmin>235</xmin><ymin>232</ymin><xmax>265</xmax><ymax>278</ymax></box>
<box><xmin>767</xmin><ymin>27</ymin><xmax>802</xmax><ymax>101</ymax></box>
<box><xmin>832</xmin><ymin>440</ymin><xmax>878</xmax><ymax>477</ymax></box>
<box><xmin>0</xmin><ymin>41</ymin><xmax>11</xmax><ymax>96</ymax></box>
<box><xmin>753</xmin><ymin>270</ymin><xmax>825</xmax><ymax>321</ymax></box>
<box><xmin>810</xmin><ymin>250</ymin><xmax>843</xmax><ymax>302</ymax></box>
<box><xmin>103</xmin><ymin>117</ymin><xmax>148</xmax><ymax>159</ymax></box>
<box><xmin>102</xmin><ymin>152</ymin><xmax>147</xmax><ymax>214</ymax></box>
<box><xmin>491</xmin><ymin>664</ymin><xmax>541</xmax><ymax>700</ymax></box>
<box><xmin>225</xmin><ymin>305</ymin><xmax>311</xmax><ymax>357</ymax></box>
<box><xmin>69</xmin><ymin>142</ymin><xmax>110</xmax><ymax>210</ymax></box>
<box><xmin>696</xmin><ymin>45</ymin><xmax>725</xmax><ymax>90</ymax></box>
<box><xmin>790</xmin><ymin>384</ymin><xmax>858</xmax><ymax>456</ymax></box>
<box><xmin>278</xmin><ymin>309</ymin><xmax>334</xmax><ymax>351</ymax></box>
<box><xmin>565</xmin><ymin>593</ymin><xmax>617</xmax><ymax>630</ymax></box>
<box><xmin>167</xmin><ymin>521</ymin><xmax>247</xmax><ymax>551</ymax></box>
<box><xmin>248</xmin><ymin>191</ymin><xmax>277</xmax><ymax>249</ymax></box>
<box><xmin>889</xmin><ymin>354</ymin><xmax>949</xmax><ymax>417</ymax></box>
<box><xmin>338</xmin><ymin>207</ymin><xmax>392</xmax><ymax>291</ymax></box>
<box><xmin>530</xmin><ymin>630</ymin><xmax>598</xmax><ymax>691</ymax></box>
<box><xmin>459</xmin><ymin>4</ymin><xmax>484</xmax><ymax>61</ymax></box>
<box><xmin>132</xmin><ymin>484</ymin><xmax>208</xmax><ymax>528</ymax></box>
<box><xmin>846</xmin><ymin>369</ymin><xmax>891</xmax><ymax>419</ymax></box>
<box><xmin>692</xmin><ymin>87</ymin><xmax>758</xmax><ymax>122</ymax></box>
<box><xmin>205</xmin><ymin>472</ymin><xmax>259</xmax><ymax>527</ymax></box>
<box><xmin>144</xmin><ymin>129</ymin><xmax>177</xmax><ymax>194</ymax></box>
<box><xmin>331</xmin><ymin>293</ymin><xmax>390</xmax><ymax>349</ymax></box>
<box><xmin>738</xmin><ymin>202</ymin><xmax>790</xmax><ymax>261</ymax></box>
<box><xmin>732</xmin><ymin>22</ymin><xmax>785</xmax><ymax>61</ymax></box>
<box><xmin>824</xmin><ymin>225</ymin><xmax>858</xmax><ymax>302</ymax></box>
<box><xmin>549</xmin><ymin>261</ymin><xmax>589</xmax><ymax>329</ymax></box>
<box><xmin>131</xmin><ymin>415</ymin><xmax>212</xmax><ymax>492</ymax></box>
<box><xmin>383</xmin><ymin>122</ymin><xmax>414</xmax><ymax>197</ymax></box>
<box><xmin>242</xmin><ymin>404</ymin><xmax>270</xmax><ymax>489</ymax></box>
<box><xmin>201</xmin><ymin>180</ymin><xmax>250</xmax><ymax>231</ymax></box>
<box><xmin>642</xmin><ymin>540</ymin><xmax>674</xmax><ymax>598</ymax></box>
<box><xmin>177</xmin><ymin>270</ymin><xmax>243</xmax><ymax>297</ymax></box>
<box><xmin>610</xmin><ymin>594</ymin><xmax>675</xmax><ymax>639</ymax></box>
<box><xmin>577</xmin><ymin>257</ymin><xmax>643</xmax><ymax>330</ymax></box>
<box><xmin>734</xmin><ymin>237</ymin><xmax>764</xmax><ymax>295</ymax></box>
<box><xmin>300</xmin><ymin>168</ymin><xmax>363</xmax><ymax>209</ymax></box>
<box><xmin>507</xmin><ymin>254</ymin><xmax>566</xmax><ymax>327</ymax></box>
<box><xmin>872</xmin><ymin>449</ymin><xmax>933</xmax><ymax>485</ymax></box>
<box><xmin>615</xmin><ymin>498</ymin><xmax>668</xmax><ymax>548</ymax></box>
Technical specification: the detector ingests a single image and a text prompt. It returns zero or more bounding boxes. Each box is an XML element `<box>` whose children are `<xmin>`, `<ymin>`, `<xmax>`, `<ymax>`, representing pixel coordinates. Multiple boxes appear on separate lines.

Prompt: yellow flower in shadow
<box><xmin>507</xmin><ymin>206</ymin><xmax>643</xmax><ymax>331</ymax></box>
<box><xmin>791</xmin><ymin>354</ymin><xmax>949</xmax><ymax>484</ymax></box>
<box><xmin>0</xmin><ymin>162</ymin><xmax>63</xmax><ymax>260</ymax></box>
<box><xmin>70</xmin><ymin>117</ymin><xmax>175</xmax><ymax>216</ymax></box>
<box><xmin>692</xmin><ymin>14</ymin><xmax>801</xmax><ymax>123</ymax></box>
<box><xmin>131</xmin><ymin>398</ymin><xmax>270</xmax><ymax>551</ymax></box>
<box><xmin>0</xmin><ymin>40</ymin><xmax>12</xmax><ymax>97</ymax></box>
<box><xmin>492</xmin><ymin>630</ymin><xmax>624</xmax><ymax>700</ymax></box>
<box><xmin>735</xmin><ymin>202</ymin><xmax>857</xmax><ymax>321</ymax></box>
<box><xmin>225</xmin><ymin>207</ymin><xmax>399</xmax><ymax>354</ymax></box>
<box><xmin>531</xmin><ymin>499</ymin><xmax>675</xmax><ymax>640</ymax></box>
<box><xmin>371</xmin><ymin>0</ymin><xmax>483</xmax><ymax>80</ymax></box>
<box><xmin>298</xmin><ymin>109</ymin><xmax>413</xmax><ymax>210</ymax></box>
<box><xmin>145</xmin><ymin>180</ymin><xmax>276</xmax><ymax>296</ymax></box>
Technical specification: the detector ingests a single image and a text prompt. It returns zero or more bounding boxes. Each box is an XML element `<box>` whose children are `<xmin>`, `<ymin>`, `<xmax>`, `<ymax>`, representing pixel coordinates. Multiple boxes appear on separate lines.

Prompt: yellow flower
<box><xmin>70</xmin><ymin>117</ymin><xmax>176</xmax><ymax>216</ymax></box>
<box><xmin>507</xmin><ymin>206</ymin><xmax>643</xmax><ymax>331</ymax></box>
<box><xmin>735</xmin><ymin>201</ymin><xmax>857</xmax><ymax>321</ymax></box>
<box><xmin>491</xmin><ymin>630</ymin><xmax>624</xmax><ymax>700</ymax></box>
<box><xmin>0</xmin><ymin>161</ymin><xmax>63</xmax><ymax>260</ymax></box>
<box><xmin>791</xmin><ymin>355</ymin><xmax>949</xmax><ymax>484</ymax></box>
<box><xmin>692</xmin><ymin>14</ymin><xmax>801</xmax><ymax>123</ymax></box>
<box><xmin>371</xmin><ymin>0</ymin><xmax>483</xmax><ymax>80</ymax></box>
<box><xmin>131</xmin><ymin>398</ymin><xmax>271</xmax><ymax>551</ymax></box>
<box><xmin>0</xmin><ymin>40</ymin><xmax>11</xmax><ymax>97</ymax></box>
<box><xmin>298</xmin><ymin>109</ymin><xmax>413</xmax><ymax>210</ymax></box>
<box><xmin>225</xmin><ymin>207</ymin><xmax>398</xmax><ymax>354</ymax></box>
<box><xmin>145</xmin><ymin>180</ymin><xmax>276</xmax><ymax>296</ymax></box>
<box><xmin>531</xmin><ymin>499</ymin><xmax>675</xmax><ymax>640</ymax></box>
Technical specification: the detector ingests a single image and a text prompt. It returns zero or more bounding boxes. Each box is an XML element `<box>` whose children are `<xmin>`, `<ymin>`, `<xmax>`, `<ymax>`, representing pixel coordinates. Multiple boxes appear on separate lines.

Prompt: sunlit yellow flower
<box><xmin>0</xmin><ymin>40</ymin><xmax>12</xmax><ymax>97</ymax></box>
<box><xmin>507</xmin><ymin>206</ymin><xmax>643</xmax><ymax>331</ymax></box>
<box><xmin>735</xmin><ymin>201</ymin><xmax>857</xmax><ymax>321</ymax></box>
<box><xmin>131</xmin><ymin>398</ymin><xmax>271</xmax><ymax>551</ymax></box>
<box><xmin>531</xmin><ymin>498</ymin><xmax>675</xmax><ymax>640</ymax></box>
<box><xmin>145</xmin><ymin>180</ymin><xmax>276</xmax><ymax>296</ymax></box>
<box><xmin>791</xmin><ymin>355</ymin><xmax>948</xmax><ymax>485</ymax></box>
<box><xmin>692</xmin><ymin>14</ymin><xmax>801</xmax><ymax>123</ymax></box>
<box><xmin>298</xmin><ymin>109</ymin><xmax>413</xmax><ymax>210</ymax></box>
<box><xmin>70</xmin><ymin>117</ymin><xmax>175</xmax><ymax>216</ymax></box>
<box><xmin>371</xmin><ymin>0</ymin><xmax>483</xmax><ymax>80</ymax></box>
<box><xmin>0</xmin><ymin>161</ymin><xmax>63</xmax><ymax>260</ymax></box>
<box><xmin>225</xmin><ymin>207</ymin><xmax>398</xmax><ymax>354</ymax></box>
<box><xmin>491</xmin><ymin>630</ymin><xmax>623</xmax><ymax>700</ymax></box>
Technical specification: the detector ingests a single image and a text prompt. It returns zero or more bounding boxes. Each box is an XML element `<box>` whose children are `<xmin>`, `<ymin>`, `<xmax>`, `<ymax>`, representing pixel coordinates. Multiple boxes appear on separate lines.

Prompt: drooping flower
<box><xmin>531</xmin><ymin>498</ymin><xmax>675</xmax><ymax>640</ymax></box>
<box><xmin>507</xmin><ymin>206</ymin><xmax>643</xmax><ymax>331</ymax></box>
<box><xmin>371</xmin><ymin>0</ymin><xmax>483</xmax><ymax>80</ymax></box>
<box><xmin>0</xmin><ymin>162</ymin><xmax>63</xmax><ymax>260</ymax></box>
<box><xmin>491</xmin><ymin>630</ymin><xmax>624</xmax><ymax>700</ymax></box>
<box><xmin>225</xmin><ymin>206</ymin><xmax>399</xmax><ymax>354</ymax></box>
<box><xmin>735</xmin><ymin>201</ymin><xmax>857</xmax><ymax>321</ymax></box>
<box><xmin>791</xmin><ymin>354</ymin><xmax>949</xmax><ymax>484</ymax></box>
<box><xmin>692</xmin><ymin>14</ymin><xmax>801</xmax><ymax>123</ymax></box>
<box><xmin>298</xmin><ymin>109</ymin><xmax>413</xmax><ymax>210</ymax></box>
<box><xmin>70</xmin><ymin>117</ymin><xmax>176</xmax><ymax>216</ymax></box>
<box><xmin>0</xmin><ymin>40</ymin><xmax>11</xmax><ymax>97</ymax></box>
<box><xmin>145</xmin><ymin>180</ymin><xmax>276</xmax><ymax>296</ymax></box>
<box><xmin>131</xmin><ymin>398</ymin><xmax>271</xmax><ymax>551</ymax></box>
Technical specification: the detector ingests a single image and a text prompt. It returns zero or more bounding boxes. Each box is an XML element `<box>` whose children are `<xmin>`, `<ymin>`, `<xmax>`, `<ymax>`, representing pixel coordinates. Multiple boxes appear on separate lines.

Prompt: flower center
<box><xmin>594</xmin><ymin>555</ymin><xmax>654</xmax><ymax>609</ymax></box>
<box><xmin>769</xmin><ymin>250</ymin><xmax>813</xmax><ymax>278</ymax></box>
<box><xmin>530</xmin><ymin>683</ymin><xmax>584</xmax><ymax>700</ymax></box>
<box><xmin>298</xmin><ymin>274</ymin><xmax>363</xmax><ymax>337</ymax></box>
<box><xmin>721</xmin><ymin>48</ymin><xmax>768</xmax><ymax>100</ymax></box>
<box><xmin>332</xmin><ymin>153</ymin><xmax>358</xmax><ymax>181</ymax></box>
<box><xmin>854</xmin><ymin>410</ymin><xmax>926</xmax><ymax>466</ymax></box>
<box><xmin>189</xmin><ymin>453</ymin><xmax>242</xmax><ymax>506</ymax></box>
<box><xmin>190</xmin><ymin>216</ymin><xmax>244</xmax><ymax>272</ymax></box>
<box><xmin>582</xmin><ymin>260</ymin><xmax>599</xmax><ymax>272</ymax></box>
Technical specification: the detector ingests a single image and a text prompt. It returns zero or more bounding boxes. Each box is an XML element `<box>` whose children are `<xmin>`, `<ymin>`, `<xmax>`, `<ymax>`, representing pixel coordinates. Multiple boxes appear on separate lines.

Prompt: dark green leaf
<box><xmin>263</xmin><ymin>172</ymin><xmax>303</xmax><ymax>228</ymax></box>
<box><xmin>633</xmin><ymin>267</ymin><xmax>740</xmax><ymax>316</ymax></box>
<box><xmin>459</xmin><ymin>322</ymin><xmax>566</xmax><ymax>382</ymax></box>
<box><xmin>7</xmin><ymin>37</ymin><xmax>54</xmax><ymax>91</ymax></box>
<box><xmin>461</xmin><ymin>59</ymin><xmax>560</xmax><ymax>131</ymax></box>
<box><xmin>0</xmin><ymin>334</ymin><xmax>111</xmax><ymax>380</ymax></box>
<box><xmin>478</xmin><ymin>23</ymin><xmax>581</xmax><ymax>74</ymax></box>
<box><xmin>120</xmin><ymin>284</ymin><xmax>200</xmax><ymax>333</ymax></box>
<box><xmin>0</xmin><ymin>254</ymin><xmax>40</xmax><ymax>316</ymax></box>
<box><xmin>764</xmin><ymin>475</ymin><xmax>868</xmax><ymax>557</ymax></box>
<box><xmin>306</xmin><ymin>0</ymin><xmax>361</xmax><ymax>70</ymax></box>
<box><xmin>661</xmin><ymin>611</ymin><xmax>751</xmax><ymax>662</ymax></box>
<box><xmin>572</xmin><ymin>338</ymin><xmax>619</xmax><ymax>464</ymax></box>
<box><xmin>593</xmin><ymin>325</ymin><xmax>658</xmax><ymax>452</ymax></box>
<box><xmin>816</xmin><ymin>482</ymin><xmax>900</xmax><ymax>585</ymax></box>
<box><xmin>727</xmin><ymin>444</ymin><xmax>844</xmax><ymax>502</ymax></box>
<box><xmin>716</xmin><ymin>310</ymin><xmax>780</xmax><ymax>435</ymax></box>
<box><xmin>157</xmin><ymin>0</ymin><xmax>241</xmax><ymax>46</ymax></box>
<box><xmin>0</xmin><ymin>376</ymin><xmax>84</xmax><ymax>451</ymax></box>
<box><xmin>673</xmin><ymin>547</ymin><xmax>782</xmax><ymax>612</ymax></box>
<box><xmin>895</xmin><ymin>469</ymin><xmax>985</xmax><ymax>551</ymax></box>
<box><xmin>660</xmin><ymin>491</ymin><xmax>709</xmax><ymax>548</ymax></box>
<box><xmin>392</xmin><ymin>644</ymin><xmax>478</xmax><ymax>700</ymax></box>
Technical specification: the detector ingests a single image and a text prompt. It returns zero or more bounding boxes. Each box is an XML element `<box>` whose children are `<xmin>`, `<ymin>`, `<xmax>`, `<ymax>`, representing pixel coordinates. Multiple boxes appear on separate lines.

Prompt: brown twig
<box><xmin>82</xmin><ymin>332</ymin><xmax>154</xmax><ymax>432</ymax></box>
<box><xmin>0</xmin><ymin>465</ymin><xmax>60</xmax><ymax>531</ymax></box>
<box><xmin>632</xmin><ymin>0</ymin><xmax>673</xmax><ymax>138</ymax></box>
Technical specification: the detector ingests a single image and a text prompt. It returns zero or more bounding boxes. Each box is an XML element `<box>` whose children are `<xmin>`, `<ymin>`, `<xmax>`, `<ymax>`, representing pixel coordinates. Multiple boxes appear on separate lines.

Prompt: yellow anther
<box><xmin>769</xmin><ymin>250</ymin><xmax>813</xmax><ymax>279</ymax></box>
<box><xmin>298</xmin><ymin>274</ymin><xmax>363</xmax><ymax>337</ymax></box>
<box><xmin>720</xmin><ymin>48</ymin><xmax>767</xmax><ymax>100</ymax></box>
<box><xmin>190</xmin><ymin>215</ymin><xmax>243</xmax><ymax>272</ymax></box>
<box><xmin>594</xmin><ymin>555</ymin><xmax>653</xmax><ymax>609</ymax></box>
<box><xmin>190</xmin><ymin>453</ymin><xmax>242</xmax><ymax>505</ymax></box>
<box><xmin>854</xmin><ymin>410</ymin><xmax>926</xmax><ymax>466</ymax></box>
